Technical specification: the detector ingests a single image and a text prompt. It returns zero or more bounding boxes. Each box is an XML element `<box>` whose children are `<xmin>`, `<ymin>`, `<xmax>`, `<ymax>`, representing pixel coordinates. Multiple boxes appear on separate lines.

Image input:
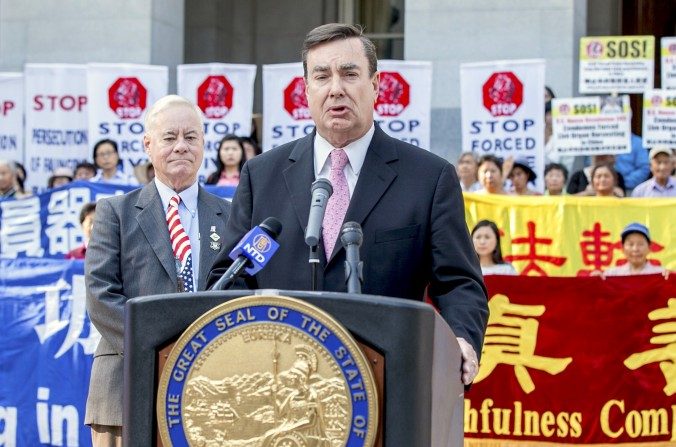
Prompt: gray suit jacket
<box><xmin>84</xmin><ymin>181</ymin><xmax>230</xmax><ymax>426</ymax></box>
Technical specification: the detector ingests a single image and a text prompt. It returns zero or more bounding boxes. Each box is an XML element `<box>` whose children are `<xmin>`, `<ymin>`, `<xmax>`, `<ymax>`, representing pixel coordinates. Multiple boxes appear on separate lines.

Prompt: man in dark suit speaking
<box><xmin>208</xmin><ymin>23</ymin><xmax>488</xmax><ymax>386</ymax></box>
<box><xmin>85</xmin><ymin>96</ymin><xmax>231</xmax><ymax>446</ymax></box>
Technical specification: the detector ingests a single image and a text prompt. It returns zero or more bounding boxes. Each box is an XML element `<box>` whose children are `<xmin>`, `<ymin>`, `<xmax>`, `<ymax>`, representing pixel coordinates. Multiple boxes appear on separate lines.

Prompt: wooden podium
<box><xmin>123</xmin><ymin>290</ymin><xmax>464</xmax><ymax>446</ymax></box>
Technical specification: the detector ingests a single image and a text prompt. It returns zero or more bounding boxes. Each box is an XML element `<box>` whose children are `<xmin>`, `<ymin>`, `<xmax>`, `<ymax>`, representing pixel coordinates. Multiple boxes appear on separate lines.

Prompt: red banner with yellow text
<box><xmin>464</xmin><ymin>194</ymin><xmax>675</xmax><ymax>276</ymax></box>
<box><xmin>465</xmin><ymin>275</ymin><xmax>676</xmax><ymax>446</ymax></box>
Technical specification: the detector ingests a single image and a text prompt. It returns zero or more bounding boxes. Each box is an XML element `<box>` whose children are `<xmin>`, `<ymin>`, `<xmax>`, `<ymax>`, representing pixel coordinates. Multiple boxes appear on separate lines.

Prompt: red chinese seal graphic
<box><xmin>651</xmin><ymin>95</ymin><xmax>663</xmax><ymax>107</ymax></box>
<box><xmin>108</xmin><ymin>77</ymin><xmax>147</xmax><ymax>119</ymax></box>
<box><xmin>283</xmin><ymin>77</ymin><xmax>310</xmax><ymax>120</ymax></box>
<box><xmin>375</xmin><ymin>71</ymin><xmax>410</xmax><ymax>117</ymax></box>
<box><xmin>482</xmin><ymin>72</ymin><xmax>523</xmax><ymax>117</ymax></box>
<box><xmin>558</xmin><ymin>104</ymin><xmax>570</xmax><ymax>115</ymax></box>
<box><xmin>197</xmin><ymin>75</ymin><xmax>233</xmax><ymax>119</ymax></box>
<box><xmin>669</xmin><ymin>44</ymin><xmax>676</xmax><ymax>55</ymax></box>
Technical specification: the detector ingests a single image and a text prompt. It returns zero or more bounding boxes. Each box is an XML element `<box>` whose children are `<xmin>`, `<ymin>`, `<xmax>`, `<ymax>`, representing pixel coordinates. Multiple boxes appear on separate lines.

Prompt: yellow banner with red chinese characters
<box><xmin>464</xmin><ymin>194</ymin><xmax>675</xmax><ymax>276</ymax></box>
<box><xmin>466</xmin><ymin>275</ymin><xmax>676</xmax><ymax>446</ymax></box>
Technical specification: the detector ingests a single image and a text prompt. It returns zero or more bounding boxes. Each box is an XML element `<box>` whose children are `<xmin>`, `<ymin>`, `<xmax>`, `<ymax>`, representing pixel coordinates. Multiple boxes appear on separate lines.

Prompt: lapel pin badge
<box><xmin>209</xmin><ymin>241</ymin><xmax>221</xmax><ymax>251</ymax></box>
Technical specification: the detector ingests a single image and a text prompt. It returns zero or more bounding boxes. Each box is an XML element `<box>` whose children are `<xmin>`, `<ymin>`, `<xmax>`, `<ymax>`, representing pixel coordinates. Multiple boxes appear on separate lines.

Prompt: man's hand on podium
<box><xmin>457</xmin><ymin>337</ymin><xmax>479</xmax><ymax>385</ymax></box>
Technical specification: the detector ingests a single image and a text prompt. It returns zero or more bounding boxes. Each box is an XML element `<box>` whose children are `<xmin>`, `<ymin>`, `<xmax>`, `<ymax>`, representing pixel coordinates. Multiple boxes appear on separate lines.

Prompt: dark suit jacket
<box><xmin>208</xmin><ymin>125</ymin><xmax>488</xmax><ymax>356</ymax></box>
<box><xmin>85</xmin><ymin>182</ymin><xmax>230</xmax><ymax>426</ymax></box>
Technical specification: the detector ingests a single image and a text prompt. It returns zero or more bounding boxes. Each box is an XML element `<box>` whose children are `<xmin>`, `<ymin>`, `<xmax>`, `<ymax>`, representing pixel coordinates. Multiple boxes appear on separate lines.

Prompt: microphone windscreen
<box><xmin>340</xmin><ymin>221</ymin><xmax>363</xmax><ymax>245</ymax></box>
<box><xmin>311</xmin><ymin>177</ymin><xmax>333</xmax><ymax>196</ymax></box>
<box><xmin>260</xmin><ymin>217</ymin><xmax>283</xmax><ymax>239</ymax></box>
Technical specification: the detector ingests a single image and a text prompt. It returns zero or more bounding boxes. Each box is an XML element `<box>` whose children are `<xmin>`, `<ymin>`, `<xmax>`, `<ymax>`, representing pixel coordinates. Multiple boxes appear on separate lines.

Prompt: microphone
<box><xmin>340</xmin><ymin>221</ymin><xmax>363</xmax><ymax>294</ymax></box>
<box><xmin>210</xmin><ymin>217</ymin><xmax>283</xmax><ymax>291</ymax></box>
<box><xmin>304</xmin><ymin>178</ymin><xmax>333</xmax><ymax>247</ymax></box>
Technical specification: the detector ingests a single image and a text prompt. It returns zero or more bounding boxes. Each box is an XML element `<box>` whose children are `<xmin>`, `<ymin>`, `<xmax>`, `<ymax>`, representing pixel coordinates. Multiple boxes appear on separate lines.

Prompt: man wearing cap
<box><xmin>603</xmin><ymin>223</ymin><xmax>666</xmax><ymax>276</ymax></box>
<box><xmin>631</xmin><ymin>148</ymin><xmax>675</xmax><ymax>198</ymax></box>
<box><xmin>47</xmin><ymin>167</ymin><xmax>74</xmax><ymax>189</ymax></box>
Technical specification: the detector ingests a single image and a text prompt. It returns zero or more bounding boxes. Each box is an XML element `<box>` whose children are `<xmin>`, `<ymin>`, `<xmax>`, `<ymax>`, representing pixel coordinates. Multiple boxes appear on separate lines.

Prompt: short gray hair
<box><xmin>302</xmin><ymin>23</ymin><xmax>378</xmax><ymax>79</ymax></box>
<box><xmin>144</xmin><ymin>95</ymin><xmax>204</xmax><ymax>135</ymax></box>
<box><xmin>0</xmin><ymin>158</ymin><xmax>17</xmax><ymax>174</ymax></box>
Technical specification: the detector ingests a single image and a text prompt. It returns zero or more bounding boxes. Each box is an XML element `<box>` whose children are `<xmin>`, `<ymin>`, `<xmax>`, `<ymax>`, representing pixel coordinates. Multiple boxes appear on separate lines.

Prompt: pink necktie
<box><xmin>166</xmin><ymin>195</ymin><xmax>194</xmax><ymax>292</ymax></box>
<box><xmin>322</xmin><ymin>149</ymin><xmax>350</xmax><ymax>258</ymax></box>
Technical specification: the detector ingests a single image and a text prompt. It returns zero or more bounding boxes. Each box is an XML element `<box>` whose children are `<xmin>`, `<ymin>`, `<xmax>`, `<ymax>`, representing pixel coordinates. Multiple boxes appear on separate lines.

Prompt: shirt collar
<box><xmin>314</xmin><ymin>124</ymin><xmax>375</xmax><ymax>177</ymax></box>
<box><xmin>651</xmin><ymin>176</ymin><xmax>676</xmax><ymax>190</ymax></box>
<box><xmin>154</xmin><ymin>178</ymin><xmax>199</xmax><ymax>213</ymax></box>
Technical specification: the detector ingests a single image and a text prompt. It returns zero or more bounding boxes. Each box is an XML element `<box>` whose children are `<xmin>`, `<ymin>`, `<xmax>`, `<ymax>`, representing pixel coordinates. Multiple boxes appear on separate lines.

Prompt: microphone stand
<box><xmin>309</xmin><ymin>245</ymin><xmax>320</xmax><ymax>291</ymax></box>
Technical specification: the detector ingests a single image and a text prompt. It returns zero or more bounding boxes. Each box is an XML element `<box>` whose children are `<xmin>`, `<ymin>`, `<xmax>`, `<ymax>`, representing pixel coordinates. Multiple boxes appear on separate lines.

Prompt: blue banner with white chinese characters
<box><xmin>0</xmin><ymin>258</ymin><xmax>94</xmax><ymax>447</ymax></box>
<box><xmin>0</xmin><ymin>182</ymin><xmax>235</xmax><ymax>259</ymax></box>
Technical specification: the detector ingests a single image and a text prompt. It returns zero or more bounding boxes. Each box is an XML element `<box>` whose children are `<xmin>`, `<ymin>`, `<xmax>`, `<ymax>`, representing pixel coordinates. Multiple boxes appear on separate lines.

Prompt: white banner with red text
<box><xmin>86</xmin><ymin>63</ymin><xmax>168</xmax><ymax>176</ymax></box>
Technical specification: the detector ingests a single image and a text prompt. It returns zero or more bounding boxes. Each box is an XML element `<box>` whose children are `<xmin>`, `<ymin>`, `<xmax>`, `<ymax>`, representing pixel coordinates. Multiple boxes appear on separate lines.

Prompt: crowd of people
<box><xmin>0</xmin><ymin>88</ymin><xmax>673</xmax><ymax>278</ymax></box>
<box><xmin>460</xmin><ymin>88</ymin><xmax>674</xmax><ymax>277</ymax></box>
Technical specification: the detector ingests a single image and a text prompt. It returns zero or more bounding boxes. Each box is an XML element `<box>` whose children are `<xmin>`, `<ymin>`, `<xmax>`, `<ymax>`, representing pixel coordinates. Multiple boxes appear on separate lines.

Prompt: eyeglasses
<box><xmin>96</xmin><ymin>151</ymin><xmax>117</xmax><ymax>158</ymax></box>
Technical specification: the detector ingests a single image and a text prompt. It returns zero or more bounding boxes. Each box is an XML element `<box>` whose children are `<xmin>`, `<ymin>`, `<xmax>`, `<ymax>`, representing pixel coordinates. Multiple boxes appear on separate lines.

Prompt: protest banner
<box><xmin>466</xmin><ymin>274</ymin><xmax>676</xmax><ymax>446</ymax></box>
<box><xmin>262</xmin><ymin>63</ymin><xmax>311</xmax><ymax>151</ymax></box>
<box><xmin>177</xmin><ymin>63</ymin><xmax>256</xmax><ymax>181</ymax></box>
<box><xmin>579</xmin><ymin>35</ymin><xmax>655</xmax><ymax>94</ymax></box>
<box><xmin>0</xmin><ymin>182</ymin><xmax>234</xmax><ymax>259</ymax></box>
<box><xmin>86</xmin><ymin>64</ymin><xmax>168</xmax><ymax>177</ymax></box>
<box><xmin>24</xmin><ymin>64</ymin><xmax>89</xmax><ymax>191</ymax></box>
<box><xmin>464</xmin><ymin>193</ymin><xmax>675</xmax><ymax>276</ymax></box>
<box><xmin>551</xmin><ymin>95</ymin><xmax>632</xmax><ymax>156</ymax></box>
<box><xmin>0</xmin><ymin>258</ymin><xmax>95</xmax><ymax>447</ymax></box>
<box><xmin>1</xmin><ymin>262</ymin><xmax>673</xmax><ymax>447</ymax></box>
<box><xmin>460</xmin><ymin>59</ymin><xmax>545</xmax><ymax>191</ymax></box>
<box><xmin>642</xmin><ymin>90</ymin><xmax>676</xmax><ymax>147</ymax></box>
<box><xmin>0</xmin><ymin>73</ymin><xmax>24</xmax><ymax>164</ymax></box>
<box><xmin>661</xmin><ymin>37</ymin><xmax>676</xmax><ymax>89</ymax></box>
<box><xmin>373</xmin><ymin>60</ymin><xmax>432</xmax><ymax>149</ymax></box>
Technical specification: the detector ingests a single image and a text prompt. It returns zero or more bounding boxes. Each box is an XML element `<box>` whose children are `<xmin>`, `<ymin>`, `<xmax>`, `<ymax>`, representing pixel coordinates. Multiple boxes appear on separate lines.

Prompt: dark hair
<box><xmin>206</xmin><ymin>135</ymin><xmax>246</xmax><ymax>185</ymax></box>
<box><xmin>302</xmin><ymin>23</ymin><xmax>378</xmax><ymax>79</ymax></box>
<box><xmin>471</xmin><ymin>219</ymin><xmax>507</xmax><ymax>265</ymax></box>
<box><xmin>478</xmin><ymin>154</ymin><xmax>503</xmax><ymax>171</ymax></box>
<box><xmin>545</xmin><ymin>100</ymin><xmax>552</xmax><ymax>114</ymax></box>
<box><xmin>75</xmin><ymin>161</ymin><xmax>97</xmax><ymax>175</ymax></box>
<box><xmin>545</xmin><ymin>86</ymin><xmax>556</xmax><ymax>99</ymax></box>
<box><xmin>79</xmin><ymin>202</ymin><xmax>96</xmax><ymax>225</ymax></box>
<box><xmin>241</xmin><ymin>136</ymin><xmax>262</xmax><ymax>158</ymax></box>
<box><xmin>545</xmin><ymin>162</ymin><xmax>568</xmax><ymax>182</ymax></box>
<box><xmin>14</xmin><ymin>161</ymin><xmax>27</xmax><ymax>193</ymax></box>
<box><xmin>92</xmin><ymin>139</ymin><xmax>121</xmax><ymax>169</ymax></box>
<box><xmin>591</xmin><ymin>163</ymin><xmax>618</xmax><ymax>190</ymax></box>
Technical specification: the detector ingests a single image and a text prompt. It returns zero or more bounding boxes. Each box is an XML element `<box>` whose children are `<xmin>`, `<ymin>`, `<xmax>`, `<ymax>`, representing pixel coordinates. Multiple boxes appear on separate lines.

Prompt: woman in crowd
<box><xmin>476</xmin><ymin>155</ymin><xmax>510</xmax><ymax>195</ymax></box>
<box><xmin>456</xmin><ymin>152</ymin><xmax>481</xmax><ymax>192</ymax></box>
<box><xmin>584</xmin><ymin>164</ymin><xmax>623</xmax><ymax>197</ymax></box>
<box><xmin>544</xmin><ymin>163</ymin><xmax>568</xmax><ymax>196</ymax></box>
<box><xmin>91</xmin><ymin>139</ymin><xmax>138</xmax><ymax>185</ymax></box>
<box><xmin>567</xmin><ymin>154</ymin><xmax>626</xmax><ymax>195</ymax></box>
<box><xmin>471</xmin><ymin>219</ymin><xmax>517</xmax><ymax>275</ymax></box>
<box><xmin>66</xmin><ymin>202</ymin><xmax>96</xmax><ymax>260</ymax></box>
<box><xmin>206</xmin><ymin>135</ymin><xmax>246</xmax><ymax>186</ymax></box>
<box><xmin>508</xmin><ymin>159</ymin><xmax>540</xmax><ymax>195</ymax></box>
<box><xmin>241</xmin><ymin>136</ymin><xmax>262</xmax><ymax>161</ymax></box>
<box><xmin>74</xmin><ymin>161</ymin><xmax>97</xmax><ymax>181</ymax></box>
<box><xmin>603</xmin><ymin>223</ymin><xmax>666</xmax><ymax>276</ymax></box>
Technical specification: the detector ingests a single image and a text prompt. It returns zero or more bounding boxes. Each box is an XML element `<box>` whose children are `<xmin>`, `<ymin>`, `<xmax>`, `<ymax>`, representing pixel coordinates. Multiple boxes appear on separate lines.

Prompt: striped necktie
<box><xmin>166</xmin><ymin>195</ymin><xmax>195</xmax><ymax>292</ymax></box>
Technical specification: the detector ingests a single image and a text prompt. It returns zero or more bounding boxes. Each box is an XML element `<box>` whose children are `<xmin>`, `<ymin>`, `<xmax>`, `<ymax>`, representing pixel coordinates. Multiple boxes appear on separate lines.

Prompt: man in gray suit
<box><xmin>208</xmin><ymin>24</ymin><xmax>488</xmax><ymax>387</ymax></box>
<box><xmin>85</xmin><ymin>95</ymin><xmax>231</xmax><ymax>446</ymax></box>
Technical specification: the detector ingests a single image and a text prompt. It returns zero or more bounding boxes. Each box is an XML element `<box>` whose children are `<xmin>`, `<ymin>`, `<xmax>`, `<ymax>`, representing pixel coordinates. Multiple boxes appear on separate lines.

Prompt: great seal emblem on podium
<box><xmin>157</xmin><ymin>295</ymin><xmax>378</xmax><ymax>446</ymax></box>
